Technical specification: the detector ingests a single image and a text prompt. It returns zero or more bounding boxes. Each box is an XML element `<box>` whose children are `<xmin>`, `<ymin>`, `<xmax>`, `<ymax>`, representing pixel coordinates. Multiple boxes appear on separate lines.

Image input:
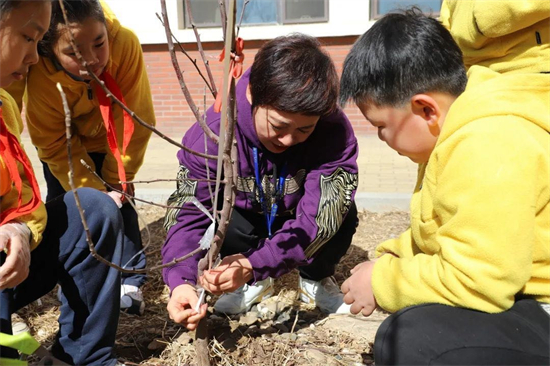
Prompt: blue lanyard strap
<box><xmin>252</xmin><ymin>147</ymin><xmax>287</xmax><ymax>238</ymax></box>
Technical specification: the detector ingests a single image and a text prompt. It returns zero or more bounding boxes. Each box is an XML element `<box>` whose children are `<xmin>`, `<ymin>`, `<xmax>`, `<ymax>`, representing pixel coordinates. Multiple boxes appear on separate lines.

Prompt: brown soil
<box><xmin>18</xmin><ymin>206</ymin><xmax>409</xmax><ymax>366</ymax></box>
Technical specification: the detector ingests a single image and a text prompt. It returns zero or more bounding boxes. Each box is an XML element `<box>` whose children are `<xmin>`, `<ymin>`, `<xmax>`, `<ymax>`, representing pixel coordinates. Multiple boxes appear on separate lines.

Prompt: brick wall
<box><xmin>143</xmin><ymin>35</ymin><xmax>376</xmax><ymax>138</ymax></box>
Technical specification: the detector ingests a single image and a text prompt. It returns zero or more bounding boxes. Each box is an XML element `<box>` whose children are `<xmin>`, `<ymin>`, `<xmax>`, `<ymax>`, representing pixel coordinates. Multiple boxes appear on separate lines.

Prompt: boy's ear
<box><xmin>410</xmin><ymin>94</ymin><xmax>441</xmax><ymax>134</ymax></box>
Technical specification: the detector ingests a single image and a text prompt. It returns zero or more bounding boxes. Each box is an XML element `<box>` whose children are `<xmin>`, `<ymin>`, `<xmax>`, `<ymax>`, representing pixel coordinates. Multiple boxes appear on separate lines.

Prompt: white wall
<box><xmin>103</xmin><ymin>0</ymin><xmax>374</xmax><ymax>44</ymax></box>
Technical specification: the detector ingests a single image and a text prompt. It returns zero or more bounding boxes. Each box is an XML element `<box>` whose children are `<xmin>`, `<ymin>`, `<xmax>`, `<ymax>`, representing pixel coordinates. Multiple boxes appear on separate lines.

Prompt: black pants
<box><xmin>221</xmin><ymin>202</ymin><xmax>358</xmax><ymax>281</ymax></box>
<box><xmin>374</xmin><ymin>299</ymin><xmax>550</xmax><ymax>365</ymax></box>
<box><xmin>42</xmin><ymin>153</ymin><xmax>146</xmax><ymax>287</ymax></box>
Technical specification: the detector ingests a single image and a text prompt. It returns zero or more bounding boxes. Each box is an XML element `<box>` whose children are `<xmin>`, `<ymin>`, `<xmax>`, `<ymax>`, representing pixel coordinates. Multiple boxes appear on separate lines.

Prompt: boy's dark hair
<box><xmin>250</xmin><ymin>33</ymin><xmax>338</xmax><ymax>116</ymax></box>
<box><xmin>39</xmin><ymin>0</ymin><xmax>105</xmax><ymax>57</ymax></box>
<box><xmin>340</xmin><ymin>8</ymin><xmax>467</xmax><ymax>107</ymax></box>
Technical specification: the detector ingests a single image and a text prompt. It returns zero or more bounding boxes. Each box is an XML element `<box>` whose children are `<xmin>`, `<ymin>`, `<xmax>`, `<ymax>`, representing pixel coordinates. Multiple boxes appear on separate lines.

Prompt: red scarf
<box><xmin>94</xmin><ymin>71</ymin><xmax>134</xmax><ymax>192</ymax></box>
<box><xmin>0</xmin><ymin>109</ymin><xmax>42</xmax><ymax>225</ymax></box>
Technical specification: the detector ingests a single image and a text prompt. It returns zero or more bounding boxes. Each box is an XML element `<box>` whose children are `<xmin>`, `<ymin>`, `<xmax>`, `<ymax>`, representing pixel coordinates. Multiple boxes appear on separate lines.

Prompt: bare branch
<box><xmin>182</xmin><ymin>0</ymin><xmax>218</xmax><ymax>96</ymax></box>
<box><xmin>219</xmin><ymin>0</ymin><xmax>227</xmax><ymax>40</ymax></box>
<box><xmin>159</xmin><ymin>0</ymin><xmax>220</xmax><ymax>145</ymax></box>
<box><xmin>155</xmin><ymin>12</ymin><xmax>216</xmax><ymax>98</ymax></box>
<box><xmin>96</xmin><ymin>78</ymin><xmax>217</xmax><ymax>159</ymax></box>
<box><xmin>80</xmin><ymin>159</ymin><xmax>206</xmax><ymax>212</ymax></box>
<box><xmin>57</xmin><ymin>80</ymin><xmax>206</xmax><ymax>274</ymax></box>
<box><xmin>236</xmin><ymin>0</ymin><xmax>250</xmax><ymax>37</ymax></box>
<box><xmin>57</xmin><ymin>0</ymin><xmax>216</xmax><ymax>160</ymax></box>
<box><xmin>121</xmin><ymin>178</ymin><xmax>223</xmax><ymax>184</ymax></box>
<box><xmin>203</xmin><ymin>90</ymin><xmax>215</xmax><ymax>204</ymax></box>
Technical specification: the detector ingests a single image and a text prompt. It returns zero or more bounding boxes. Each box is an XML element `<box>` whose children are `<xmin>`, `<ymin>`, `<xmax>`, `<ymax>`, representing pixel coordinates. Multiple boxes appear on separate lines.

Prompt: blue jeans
<box><xmin>1</xmin><ymin>188</ymin><xmax>124</xmax><ymax>365</ymax></box>
<box><xmin>42</xmin><ymin>153</ymin><xmax>146</xmax><ymax>287</ymax></box>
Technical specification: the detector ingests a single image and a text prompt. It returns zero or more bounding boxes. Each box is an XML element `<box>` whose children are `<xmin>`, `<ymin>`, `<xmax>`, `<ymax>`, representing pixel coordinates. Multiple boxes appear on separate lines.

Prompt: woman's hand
<box><xmin>0</xmin><ymin>222</ymin><xmax>31</xmax><ymax>289</ymax></box>
<box><xmin>200</xmin><ymin>254</ymin><xmax>254</xmax><ymax>295</ymax></box>
<box><xmin>167</xmin><ymin>283</ymin><xmax>207</xmax><ymax>331</ymax></box>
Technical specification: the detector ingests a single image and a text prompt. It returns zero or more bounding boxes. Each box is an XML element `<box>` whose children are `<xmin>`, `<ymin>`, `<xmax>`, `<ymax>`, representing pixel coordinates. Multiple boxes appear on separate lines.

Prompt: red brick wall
<box><xmin>142</xmin><ymin>35</ymin><xmax>375</xmax><ymax>138</ymax></box>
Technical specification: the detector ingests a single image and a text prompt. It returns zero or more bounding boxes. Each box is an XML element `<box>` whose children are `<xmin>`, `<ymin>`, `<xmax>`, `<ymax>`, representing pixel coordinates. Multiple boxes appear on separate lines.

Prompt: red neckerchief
<box><xmin>214</xmin><ymin>37</ymin><xmax>245</xmax><ymax>113</ymax></box>
<box><xmin>94</xmin><ymin>71</ymin><xmax>134</xmax><ymax>192</ymax></box>
<box><xmin>0</xmin><ymin>108</ymin><xmax>42</xmax><ymax>225</ymax></box>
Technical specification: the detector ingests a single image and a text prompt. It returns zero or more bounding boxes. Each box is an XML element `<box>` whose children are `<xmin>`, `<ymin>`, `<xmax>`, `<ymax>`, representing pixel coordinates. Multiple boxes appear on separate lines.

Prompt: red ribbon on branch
<box><xmin>214</xmin><ymin>37</ymin><xmax>245</xmax><ymax>113</ymax></box>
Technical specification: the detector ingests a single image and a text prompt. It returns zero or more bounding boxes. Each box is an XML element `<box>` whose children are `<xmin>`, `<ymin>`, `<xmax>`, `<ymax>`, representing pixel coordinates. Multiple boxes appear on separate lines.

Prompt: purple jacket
<box><xmin>162</xmin><ymin>70</ymin><xmax>358</xmax><ymax>291</ymax></box>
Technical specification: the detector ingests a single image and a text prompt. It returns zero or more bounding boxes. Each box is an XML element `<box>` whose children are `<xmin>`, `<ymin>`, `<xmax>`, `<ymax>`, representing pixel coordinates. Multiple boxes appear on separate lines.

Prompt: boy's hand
<box><xmin>167</xmin><ymin>283</ymin><xmax>207</xmax><ymax>331</ymax></box>
<box><xmin>200</xmin><ymin>254</ymin><xmax>253</xmax><ymax>295</ymax></box>
<box><xmin>341</xmin><ymin>260</ymin><xmax>378</xmax><ymax>317</ymax></box>
<box><xmin>0</xmin><ymin>222</ymin><xmax>31</xmax><ymax>289</ymax></box>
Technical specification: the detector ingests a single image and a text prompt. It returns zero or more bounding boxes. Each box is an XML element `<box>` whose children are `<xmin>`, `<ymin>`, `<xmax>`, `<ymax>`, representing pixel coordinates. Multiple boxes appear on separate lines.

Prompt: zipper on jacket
<box><xmin>86</xmin><ymin>83</ymin><xmax>93</xmax><ymax>100</ymax></box>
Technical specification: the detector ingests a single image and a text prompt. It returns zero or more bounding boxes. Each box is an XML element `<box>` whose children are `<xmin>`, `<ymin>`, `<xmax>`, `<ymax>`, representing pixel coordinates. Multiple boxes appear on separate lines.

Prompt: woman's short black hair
<box><xmin>250</xmin><ymin>33</ymin><xmax>339</xmax><ymax>116</ymax></box>
<box><xmin>340</xmin><ymin>7</ymin><xmax>467</xmax><ymax>107</ymax></box>
<box><xmin>39</xmin><ymin>0</ymin><xmax>105</xmax><ymax>57</ymax></box>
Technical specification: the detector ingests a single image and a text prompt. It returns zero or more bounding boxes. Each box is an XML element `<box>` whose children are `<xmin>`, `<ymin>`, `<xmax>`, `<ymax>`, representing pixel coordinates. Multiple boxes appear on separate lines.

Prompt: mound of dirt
<box><xmin>17</xmin><ymin>206</ymin><xmax>409</xmax><ymax>365</ymax></box>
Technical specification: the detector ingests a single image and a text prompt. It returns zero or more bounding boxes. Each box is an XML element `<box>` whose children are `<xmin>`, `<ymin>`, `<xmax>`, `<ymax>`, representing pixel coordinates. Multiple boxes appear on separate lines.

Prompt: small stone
<box><xmin>239</xmin><ymin>312</ymin><xmax>259</xmax><ymax>326</ymax></box>
<box><xmin>305</xmin><ymin>349</ymin><xmax>327</xmax><ymax>363</ymax></box>
<box><xmin>275</xmin><ymin>310</ymin><xmax>291</xmax><ymax>324</ymax></box>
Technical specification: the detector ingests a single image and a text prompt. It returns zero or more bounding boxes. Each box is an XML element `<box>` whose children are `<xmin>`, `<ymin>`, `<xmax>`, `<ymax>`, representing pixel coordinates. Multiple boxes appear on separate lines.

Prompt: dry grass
<box><xmin>17</xmin><ymin>206</ymin><xmax>409</xmax><ymax>365</ymax></box>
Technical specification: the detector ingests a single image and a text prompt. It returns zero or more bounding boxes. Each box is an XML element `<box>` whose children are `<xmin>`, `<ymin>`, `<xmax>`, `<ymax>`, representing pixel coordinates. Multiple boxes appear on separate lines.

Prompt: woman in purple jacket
<box><xmin>162</xmin><ymin>33</ymin><xmax>359</xmax><ymax>330</ymax></box>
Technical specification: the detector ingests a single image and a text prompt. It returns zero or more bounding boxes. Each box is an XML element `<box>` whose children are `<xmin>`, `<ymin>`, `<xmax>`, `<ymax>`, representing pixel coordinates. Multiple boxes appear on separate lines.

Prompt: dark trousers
<box><xmin>42</xmin><ymin>153</ymin><xmax>146</xmax><ymax>287</ymax></box>
<box><xmin>0</xmin><ymin>188</ymin><xmax>123</xmax><ymax>366</ymax></box>
<box><xmin>374</xmin><ymin>299</ymin><xmax>550</xmax><ymax>365</ymax></box>
<box><xmin>221</xmin><ymin>202</ymin><xmax>358</xmax><ymax>281</ymax></box>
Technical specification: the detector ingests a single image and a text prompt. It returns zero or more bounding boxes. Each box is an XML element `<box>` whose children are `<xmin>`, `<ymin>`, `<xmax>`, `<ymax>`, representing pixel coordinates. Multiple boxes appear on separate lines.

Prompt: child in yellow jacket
<box><xmin>23</xmin><ymin>0</ymin><xmax>155</xmax><ymax>314</ymax></box>
<box><xmin>0</xmin><ymin>1</ymin><xmax>124</xmax><ymax>364</ymax></box>
<box><xmin>339</xmin><ymin>6</ymin><xmax>549</xmax><ymax>365</ymax></box>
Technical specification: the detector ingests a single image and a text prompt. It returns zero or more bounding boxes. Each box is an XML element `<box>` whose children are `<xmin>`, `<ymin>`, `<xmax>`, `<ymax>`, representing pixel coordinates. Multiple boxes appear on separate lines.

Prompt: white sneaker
<box><xmin>299</xmin><ymin>276</ymin><xmax>351</xmax><ymax>314</ymax></box>
<box><xmin>214</xmin><ymin>278</ymin><xmax>274</xmax><ymax>315</ymax></box>
<box><xmin>11</xmin><ymin>313</ymin><xmax>29</xmax><ymax>335</ymax></box>
<box><xmin>120</xmin><ymin>284</ymin><xmax>145</xmax><ymax>315</ymax></box>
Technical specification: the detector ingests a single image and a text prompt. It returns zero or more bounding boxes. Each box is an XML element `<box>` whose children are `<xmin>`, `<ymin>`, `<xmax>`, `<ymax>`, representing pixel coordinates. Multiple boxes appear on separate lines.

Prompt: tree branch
<box><xmin>155</xmin><ymin>12</ymin><xmax>216</xmax><ymax>98</ymax></box>
<box><xmin>56</xmin><ymin>0</ymin><xmax>217</xmax><ymax>160</ymax></box>
<box><xmin>159</xmin><ymin>0</ymin><xmax>219</xmax><ymax>145</ymax></box>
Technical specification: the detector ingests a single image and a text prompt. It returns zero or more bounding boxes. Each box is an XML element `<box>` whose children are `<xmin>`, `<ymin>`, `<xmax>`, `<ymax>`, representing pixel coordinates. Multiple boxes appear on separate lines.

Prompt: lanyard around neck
<box><xmin>252</xmin><ymin>147</ymin><xmax>287</xmax><ymax>238</ymax></box>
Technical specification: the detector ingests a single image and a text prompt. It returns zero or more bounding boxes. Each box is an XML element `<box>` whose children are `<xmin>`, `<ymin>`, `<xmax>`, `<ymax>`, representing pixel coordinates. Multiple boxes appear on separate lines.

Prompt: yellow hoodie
<box><xmin>0</xmin><ymin>89</ymin><xmax>47</xmax><ymax>249</ymax></box>
<box><xmin>372</xmin><ymin>66</ymin><xmax>550</xmax><ymax>313</ymax></box>
<box><xmin>24</xmin><ymin>5</ymin><xmax>155</xmax><ymax>191</ymax></box>
<box><xmin>440</xmin><ymin>0</ymin><xmax>550</xmax><ymax>73</ymax></box>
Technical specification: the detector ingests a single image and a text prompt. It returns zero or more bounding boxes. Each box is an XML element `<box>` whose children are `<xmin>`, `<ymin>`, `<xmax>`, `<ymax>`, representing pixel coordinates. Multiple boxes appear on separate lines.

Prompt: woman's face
<box><xmin>53</xmin><ymin>17</ymin><xmax>109</xmax><ymax>79</ymax></box>
<box><xmin>253</xmin><ymin>106</ymin><xmax>319</xmax><ymax>154</ymax></box>
<box><xmin>0</xmin><ymin>1</ymin><xmax>51</xmax><ymax>88</ymax></box>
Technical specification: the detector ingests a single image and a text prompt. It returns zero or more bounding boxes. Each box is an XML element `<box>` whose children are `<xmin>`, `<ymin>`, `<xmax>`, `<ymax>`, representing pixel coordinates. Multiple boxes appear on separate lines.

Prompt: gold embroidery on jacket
<box><xmin>304</xmin><ymin>167</ymin><xmax>358</xmax><ymax>258</ymax></box>
<box><xmin>163</xmin><ymin>165</ymin><xmax>198</xmax><ymax>232</ymax></box>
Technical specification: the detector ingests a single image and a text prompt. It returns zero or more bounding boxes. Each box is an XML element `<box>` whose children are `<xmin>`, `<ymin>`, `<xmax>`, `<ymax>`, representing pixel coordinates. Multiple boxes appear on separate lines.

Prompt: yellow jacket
<box><xmin>372</xmin><ymin>66</ymin><xmax>550</xmax><ymax>313</ymax></box>
<box><xmin>440</xmin><ymin>0</ymin><xmax>550</xmax><ymax>73</ymax></box>
<box><xmin>24</xmin><ymin>6</ymin><xmax>155</xmax><ymax>191</ymax></box>
<box><xmin>0</xmin><ymin>89</ymin><xmax>47</xmax><ymax>249</ymax></box>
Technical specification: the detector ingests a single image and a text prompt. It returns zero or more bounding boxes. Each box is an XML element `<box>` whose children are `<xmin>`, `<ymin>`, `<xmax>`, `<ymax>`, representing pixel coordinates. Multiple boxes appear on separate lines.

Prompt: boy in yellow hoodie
<box><xmin>339</xmin><ymin>7</ymin><xmax>550</xmax><ymax>365</ymax></box>
<box><xmin>1</xmin><ymin>1</ymin><xmax>125</xmax><ymax>364</ymax></box>
<box><xmin>21</xmin><ymin>0</ymin><xmax>155</xmax><ymax>314</ymax></box>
